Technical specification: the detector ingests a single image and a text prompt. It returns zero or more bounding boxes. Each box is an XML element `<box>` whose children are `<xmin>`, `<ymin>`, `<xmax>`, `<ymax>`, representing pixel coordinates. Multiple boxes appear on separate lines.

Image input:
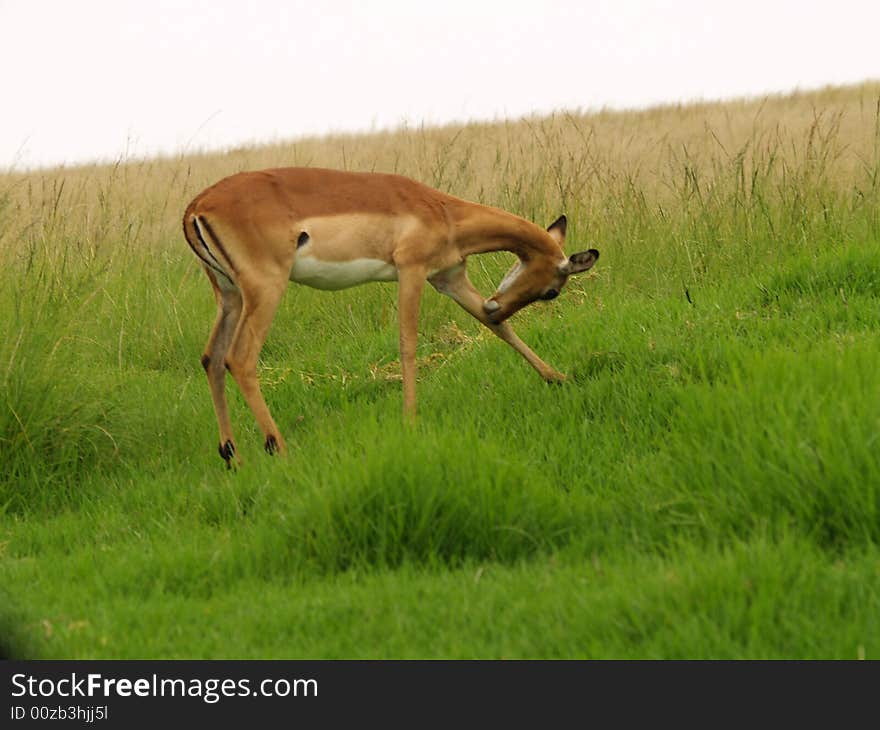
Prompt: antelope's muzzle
<box><xmin>483</xmin><ymin>299</ymin><xmax>502</xmax><ymax>324</ymax></box>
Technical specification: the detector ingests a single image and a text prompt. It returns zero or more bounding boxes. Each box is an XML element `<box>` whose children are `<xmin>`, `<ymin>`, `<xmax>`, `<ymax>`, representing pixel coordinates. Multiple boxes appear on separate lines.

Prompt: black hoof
<box><xmin>264</xmin><ymin>434</ymin><xmax>279</xmax><ymax>455</ymax></box>
<box><xmin>218</xmin><ymin>440</ymin><xmax>235</xmax><ymax>467</ymax></box>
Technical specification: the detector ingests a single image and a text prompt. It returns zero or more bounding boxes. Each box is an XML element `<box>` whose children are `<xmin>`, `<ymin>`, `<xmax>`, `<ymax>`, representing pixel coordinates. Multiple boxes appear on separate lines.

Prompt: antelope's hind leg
<box><xmin>202</xmin><ymin>268</ymin><xmax>244</xmax><ymax>467</ymax></box>
<box><xmin>224</xmin><ymin>273</ymin><xmax>289</xmax><ymax>456</ymax></box>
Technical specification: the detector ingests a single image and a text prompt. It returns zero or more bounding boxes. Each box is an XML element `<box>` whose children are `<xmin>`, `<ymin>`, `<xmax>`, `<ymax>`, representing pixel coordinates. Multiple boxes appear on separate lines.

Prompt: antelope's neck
<box><xmin>445</xmin><ymin>200</ymin><xmax>561</xmax><ymax>261</ymax></box>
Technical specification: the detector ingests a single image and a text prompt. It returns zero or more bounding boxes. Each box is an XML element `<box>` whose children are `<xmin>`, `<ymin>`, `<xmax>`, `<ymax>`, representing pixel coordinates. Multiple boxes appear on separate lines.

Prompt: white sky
<box><xmin>2</xmin><ymin>0</ymin><xmax>879</xmax><ymax>170</ymax></box>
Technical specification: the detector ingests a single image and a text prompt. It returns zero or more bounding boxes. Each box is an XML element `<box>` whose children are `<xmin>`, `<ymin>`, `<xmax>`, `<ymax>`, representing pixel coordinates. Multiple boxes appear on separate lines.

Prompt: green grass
<box><xmin>3</xmin><ymin>241</ymin><xmax>878</xmax><ymax>658</ymax></box>
<box><xmin>2</xmin><ymin>89</ymin><xmax>880</xmax><ymax>658</ymax></box>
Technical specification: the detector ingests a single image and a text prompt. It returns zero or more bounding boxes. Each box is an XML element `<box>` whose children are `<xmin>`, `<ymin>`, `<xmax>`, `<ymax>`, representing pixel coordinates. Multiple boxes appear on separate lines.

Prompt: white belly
<box><xmin>290</xmin><ymin>253</ymin><xmax>398</xmax><ymax>290</ymax></box>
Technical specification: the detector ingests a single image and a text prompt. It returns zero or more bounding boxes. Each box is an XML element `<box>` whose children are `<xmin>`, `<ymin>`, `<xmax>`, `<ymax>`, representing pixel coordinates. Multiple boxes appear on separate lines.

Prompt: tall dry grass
<box><xmin>2</xmin><ymin>81</ymin><xmax>878</xmax><ymax>285</ymax></box>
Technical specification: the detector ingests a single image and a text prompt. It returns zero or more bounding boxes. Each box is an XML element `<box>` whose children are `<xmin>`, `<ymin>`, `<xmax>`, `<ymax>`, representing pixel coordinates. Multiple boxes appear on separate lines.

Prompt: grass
<box><xmin>1</xmin><ymin>82</ymin><xmax>879</xmax><ymax>658</ymax></box>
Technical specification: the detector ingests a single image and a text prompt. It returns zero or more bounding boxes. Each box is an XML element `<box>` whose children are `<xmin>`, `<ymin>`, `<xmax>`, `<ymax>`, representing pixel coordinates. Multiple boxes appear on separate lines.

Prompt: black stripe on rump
<box><xmin>197</xmin><ymin>216</ymin><xmax>238</xmax><ymax>275</ymax></box>
<box><xmin>186</xmin><ymin>219</ymin><xmax>229</xmax><ymax>279</ymax></box>
<box><xmin>192</xmin><ymin>216</ymin><xmax>229</xmax><ymax>272</ymax></box>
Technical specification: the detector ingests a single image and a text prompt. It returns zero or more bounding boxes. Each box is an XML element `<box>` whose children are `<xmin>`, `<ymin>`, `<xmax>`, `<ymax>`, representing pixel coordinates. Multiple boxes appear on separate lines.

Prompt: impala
<box><xmin>182</xmin><ymin>167</ymin><xmax>599</xmax><ymax>466</ymax></box>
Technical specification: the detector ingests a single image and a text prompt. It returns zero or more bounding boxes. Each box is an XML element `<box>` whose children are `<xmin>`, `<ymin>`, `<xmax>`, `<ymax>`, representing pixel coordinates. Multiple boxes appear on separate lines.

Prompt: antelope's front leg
<box><xmin>430</xmin><ymin>267</ymin><xmax>566</xmax><ymax>382</ymax></box>
<box><xmin>397</xmin><ymin>266</ymin><xmax>427</xmax><ymax>420</ymax></box>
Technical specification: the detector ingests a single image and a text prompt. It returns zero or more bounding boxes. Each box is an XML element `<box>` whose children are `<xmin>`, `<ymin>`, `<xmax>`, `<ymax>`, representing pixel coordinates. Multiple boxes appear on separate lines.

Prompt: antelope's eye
<box><xmin>541</xmin><ymin>288</ymin><xmax>559</xmax><ymax>301</ymax></box>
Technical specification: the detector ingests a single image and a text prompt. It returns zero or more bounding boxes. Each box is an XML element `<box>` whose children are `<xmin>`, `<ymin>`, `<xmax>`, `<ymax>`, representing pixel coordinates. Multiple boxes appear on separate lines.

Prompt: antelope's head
<box><xmin>482</xmin><ymin>215</ymin><xmax>599</xmax><ymax>324</ymax></box>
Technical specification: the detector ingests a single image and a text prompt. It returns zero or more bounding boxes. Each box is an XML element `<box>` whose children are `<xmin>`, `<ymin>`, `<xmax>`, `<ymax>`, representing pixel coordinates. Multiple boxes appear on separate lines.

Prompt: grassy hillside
<box><xmin>1</xmin><ymin>83</ymin><xmax>879</xmax><ymax>658</ymax></box>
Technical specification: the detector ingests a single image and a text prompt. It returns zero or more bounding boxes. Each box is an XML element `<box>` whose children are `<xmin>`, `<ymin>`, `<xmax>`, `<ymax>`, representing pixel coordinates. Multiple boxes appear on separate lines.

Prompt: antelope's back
<box><xmin>187</xmin><ymin>167</ymin><xmax>448</xmax><ymax>226</ymax></box>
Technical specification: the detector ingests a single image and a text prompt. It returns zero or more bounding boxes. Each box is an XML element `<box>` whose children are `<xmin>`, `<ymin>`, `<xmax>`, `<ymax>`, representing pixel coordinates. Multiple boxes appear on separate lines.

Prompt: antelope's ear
<box><xmin>547</xmin><ymin>215</ymin><xmax>567</xmax><ymax>244</ymax></box>
<box><xmin>559</xmin><ymin>249</ymin><xmax>599</xmax><ymax>276</ymax></box>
